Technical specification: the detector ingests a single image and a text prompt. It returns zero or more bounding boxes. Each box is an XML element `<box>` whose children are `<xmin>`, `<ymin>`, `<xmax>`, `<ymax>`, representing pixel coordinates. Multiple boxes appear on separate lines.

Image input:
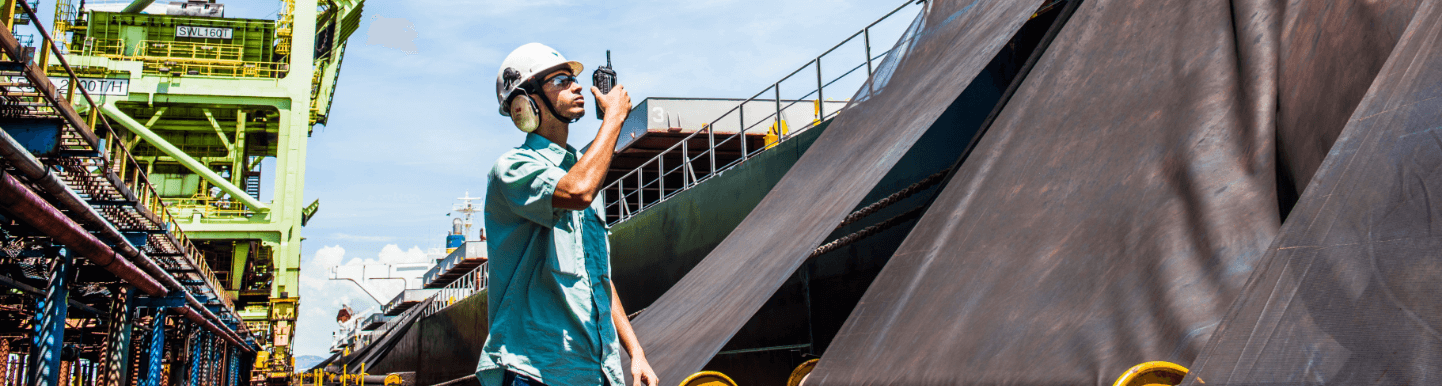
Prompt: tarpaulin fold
<box><xmin>1182</xmin><ymin>0</ymin><xmax>1442</xmax><ymax>383</ymax></box>
<box><xmin>809</xmin><ymin>0</ymin><xmax>1422</xmax><ymax>384</ymax></box>
<box><xmin>624</xmin><ymin>0</ymin><xmax>1046</xmax><ymax>382</ymax></box>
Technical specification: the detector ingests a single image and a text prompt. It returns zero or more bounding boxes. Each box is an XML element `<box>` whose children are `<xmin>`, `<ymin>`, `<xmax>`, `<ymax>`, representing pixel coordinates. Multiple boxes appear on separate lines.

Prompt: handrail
<box><xmin>372</xmin><ymin>263</ymin><xmax>488</xmax><ymax>339</ymax></box>
<box><xmin>600</xmin><ymin>0</ymin><xmax>923</xmax><ymax>225</ymax></box>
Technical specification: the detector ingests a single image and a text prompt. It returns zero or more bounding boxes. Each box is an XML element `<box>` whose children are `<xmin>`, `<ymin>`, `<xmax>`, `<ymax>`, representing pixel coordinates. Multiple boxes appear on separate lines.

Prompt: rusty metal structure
<box><xmin>0</xmin><ymin>0</ymin><xmax>361</xmax><ymax>384</ymax></box>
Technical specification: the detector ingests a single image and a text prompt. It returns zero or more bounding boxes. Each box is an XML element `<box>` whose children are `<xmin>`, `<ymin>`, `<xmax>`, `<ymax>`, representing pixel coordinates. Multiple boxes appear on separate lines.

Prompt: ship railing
<box><xmin>425</xmin><ymin>264</ymin><xmax>488</xmax><ymax>316</ymax></box>
<box><xmin>375</xmin><ymin>263</ymin><xmax>488</xmax><ymax>336</ymax></box>
<box><xmin>601</xmin><ymin>0</ymin><xmax>922</xmax><ymax>225</ymax></box>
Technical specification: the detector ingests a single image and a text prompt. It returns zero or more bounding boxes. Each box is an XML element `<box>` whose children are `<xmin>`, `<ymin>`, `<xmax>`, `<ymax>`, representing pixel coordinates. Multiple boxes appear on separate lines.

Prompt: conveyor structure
<box><xmin>0</xmin><ymin>0</ymin><xmax>363</xmax><ymax>384</ymax></box>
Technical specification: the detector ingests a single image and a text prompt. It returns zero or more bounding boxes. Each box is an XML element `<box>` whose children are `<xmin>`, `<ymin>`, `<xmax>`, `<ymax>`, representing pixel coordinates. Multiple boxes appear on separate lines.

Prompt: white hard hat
<box><xmin>496</xmin><ymin>43</ymin><xmax>584</xmax><ymax>117</ymax></box>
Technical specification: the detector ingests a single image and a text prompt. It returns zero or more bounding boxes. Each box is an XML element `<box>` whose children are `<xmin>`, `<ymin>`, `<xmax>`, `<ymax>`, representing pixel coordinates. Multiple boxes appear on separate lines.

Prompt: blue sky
<box><xmin>214</xmin><ymin>0</ymin><xmax>921</xmax><ymax>358</ymax></box>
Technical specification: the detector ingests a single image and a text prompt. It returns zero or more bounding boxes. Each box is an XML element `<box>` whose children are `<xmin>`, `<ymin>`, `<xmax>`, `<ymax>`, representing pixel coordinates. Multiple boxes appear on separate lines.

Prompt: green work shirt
<box><xmin>477</xmin><ymin>133</ymin><xmax>623</xmax><ymax>386</ymax></box>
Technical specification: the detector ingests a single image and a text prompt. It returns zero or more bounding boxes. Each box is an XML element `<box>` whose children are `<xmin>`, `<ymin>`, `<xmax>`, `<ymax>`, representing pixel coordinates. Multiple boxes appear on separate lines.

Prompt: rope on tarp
<box><xmin>624</xmin><ymin>169</ymin><xmax>947</xmax><ymax>321</ymax></box>
<box><xmin>838</xmin><ymin>168</ymin><xmax>950</xmax><ymax>228</ymax></box>
<box><xmin>625</xmin><ymin>169</ymin><xmax>950</xmax><ymax>322</ymax></box>
<box><xmin>813</xmin><ymin>205</ymin><xmax>926</xmax><ymax>258</ymax></box>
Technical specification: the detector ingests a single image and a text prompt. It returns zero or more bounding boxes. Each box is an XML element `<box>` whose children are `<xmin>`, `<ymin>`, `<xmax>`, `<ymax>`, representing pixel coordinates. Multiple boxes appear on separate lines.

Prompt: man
<box><xmin>478</xmin><ymin>43</ymin><xmax>659</xmax><ymax>386</ymax></box>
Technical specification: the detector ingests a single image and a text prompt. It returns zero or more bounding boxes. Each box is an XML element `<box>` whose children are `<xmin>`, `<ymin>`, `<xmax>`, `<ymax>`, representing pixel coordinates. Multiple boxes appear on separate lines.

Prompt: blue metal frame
<box><xmin>26</xmin><ymin>248</ymin><xmax>70</xmax><ymax>386</ymax></box>
<box><xmin>139</xmin><ymin>308</ymin><xmax>167</xmax><ymax>386</ymax></box>
<box><xmin>227</xmin><ymin>347</ymin><xmax>239</xmax><ymax>386</ymax></box>
<box><xmin>188</xmin><ymin>331</ymin><xmax>203</xmax><ymax>386</ymax></box>
<box><xmin>102</xmin><ymin>288</ymin><xmax>138</xmax><ymax>386</ymax></box>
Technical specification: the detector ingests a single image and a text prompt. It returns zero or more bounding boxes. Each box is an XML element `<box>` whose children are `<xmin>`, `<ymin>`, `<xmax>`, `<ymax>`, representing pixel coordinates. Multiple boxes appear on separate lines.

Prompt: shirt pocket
<box><xmin>548</xmin><ymin>219</ymin><xmax>586</xmax><ymax>278</ymax></box>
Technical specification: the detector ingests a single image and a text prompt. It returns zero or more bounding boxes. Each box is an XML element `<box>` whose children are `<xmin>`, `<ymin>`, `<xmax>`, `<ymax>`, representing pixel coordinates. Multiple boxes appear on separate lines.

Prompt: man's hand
<box><xmin>631</xmin><ymin>354</ymin><xmax>659</xmax><ymax>386</ymax></box>
<box><xmin>592</xmin><ymin>85</ymin><xmax>631</xmax><ymax>121</ymax></box>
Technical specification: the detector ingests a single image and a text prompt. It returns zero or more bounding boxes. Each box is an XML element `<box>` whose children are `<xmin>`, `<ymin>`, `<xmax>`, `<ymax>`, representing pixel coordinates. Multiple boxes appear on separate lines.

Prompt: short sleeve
<box><xmin>491</xmin><ymin>151</ymin><xmax>567</xmax><ymax>225</ymax></box>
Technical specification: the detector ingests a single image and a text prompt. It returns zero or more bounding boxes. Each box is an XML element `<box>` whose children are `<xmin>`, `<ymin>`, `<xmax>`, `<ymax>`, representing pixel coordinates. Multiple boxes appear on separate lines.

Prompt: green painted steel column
<box><xmin>230</xmin><ymin>242</ymin><xmax>249</xmax><ymax>291</ymax></box>
<box><xmin>101</xmin><ymin>103</ymin><xmax>269</xmax><ymax>211</ymax></box>
<box><xmin>231</xmin><ymin>110</ymin><xmax>247</xmax><ymax>189</ymax></box>
<box><xmin>121</xmin><ymin>0</ymin><xmax>156</xmax><ymax>13</ymax></box>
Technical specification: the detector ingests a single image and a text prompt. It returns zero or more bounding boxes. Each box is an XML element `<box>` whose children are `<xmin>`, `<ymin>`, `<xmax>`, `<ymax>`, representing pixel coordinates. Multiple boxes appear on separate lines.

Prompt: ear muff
<box><xmin>508</xmin><ymin>91</ymin><xmax>541</xmax><ymax>133</ymax></box>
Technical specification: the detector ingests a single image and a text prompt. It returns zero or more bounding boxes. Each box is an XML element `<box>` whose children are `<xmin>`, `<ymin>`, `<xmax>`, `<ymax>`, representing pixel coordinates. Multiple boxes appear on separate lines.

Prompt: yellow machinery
<box><xmin>680</xmin><ymin>371</ymin><xmax>738</xmax><ymax>386</ymax></box>
<box><xmin>1113</xmin><ymin>361</ymin><xmax>1188</xmax><ymax>386</ymax></box>
<box><xmin>786</xmin><ymin>359</ymin><xmax>819</xmax><ymax>386</ymax></box>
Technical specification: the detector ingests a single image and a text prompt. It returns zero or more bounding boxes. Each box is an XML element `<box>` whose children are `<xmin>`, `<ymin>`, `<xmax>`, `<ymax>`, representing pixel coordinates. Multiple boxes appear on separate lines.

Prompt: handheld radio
<box><xmin>593</xmin><ymin>50</ymin><xmax>616</xmax><ymax>120</ymax></box>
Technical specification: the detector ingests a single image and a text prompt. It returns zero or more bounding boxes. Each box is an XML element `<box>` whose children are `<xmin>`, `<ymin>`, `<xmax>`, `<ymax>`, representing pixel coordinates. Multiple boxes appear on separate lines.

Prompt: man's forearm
<box><xmin>554</xmin><ymin>109</ymin><xmax>626</xmax><ymax>208</ymax></box>
<box><xmin>610</xmin><ymin>282</ymin><xmax>645</xmax><ymax>357</ymax></box>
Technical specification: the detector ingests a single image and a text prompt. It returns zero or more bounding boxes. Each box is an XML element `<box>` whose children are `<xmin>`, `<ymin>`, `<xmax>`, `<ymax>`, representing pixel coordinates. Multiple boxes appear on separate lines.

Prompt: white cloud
<box><xmin>378</xmin><ymin>244</ymin><xmax>430</xmax><ymax>264</ymax></box>
<box><xmin>299</xmin><ymin>245</ymin><xmax>347</xmax><ymax>291</ymax></box>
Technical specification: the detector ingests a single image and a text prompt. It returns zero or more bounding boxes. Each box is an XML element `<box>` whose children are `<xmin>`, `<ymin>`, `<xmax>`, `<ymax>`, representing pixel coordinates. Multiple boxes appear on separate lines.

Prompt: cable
<box><xmin>837</xmin><ymin>168</ymin><xmax>949</xmax><ymax>228</ymax></box>
<box><xmin>812</xmin><ymin>205</ymin><xmax>926</xmax><ymax>258</ymax></box>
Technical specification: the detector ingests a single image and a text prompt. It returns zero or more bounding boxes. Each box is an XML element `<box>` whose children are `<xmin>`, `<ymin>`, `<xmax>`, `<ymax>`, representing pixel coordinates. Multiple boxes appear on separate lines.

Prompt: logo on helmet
<box><xmin>502</xmin><ymin>67</ymin><xmax>522</xmax><ymax>91</ymax></box>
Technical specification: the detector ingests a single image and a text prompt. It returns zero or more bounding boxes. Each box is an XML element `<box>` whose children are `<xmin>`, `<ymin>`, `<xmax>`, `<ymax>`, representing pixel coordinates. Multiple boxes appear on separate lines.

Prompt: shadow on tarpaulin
<box><xmin>623</xmin><ymin>0</ymin><xmax>1442</xmax><ymax>384</ymax></box>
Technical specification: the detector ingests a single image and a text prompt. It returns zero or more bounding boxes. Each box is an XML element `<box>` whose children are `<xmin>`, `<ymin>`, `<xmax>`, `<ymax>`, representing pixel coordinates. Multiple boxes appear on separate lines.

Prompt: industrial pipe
<box><xmin>185</xmin><ymin>292</ymin><xmax>249</xmax><ymax>349</ymax></box>
<box><xmin>0</xmin><ymin>130</ymin><xmax>253</xmax><ymax>351</ymax></box>
<box><xmin>173</xmin><ymin>306</ymin><xmax>245</xmax><ymax>347</ymax></box>
<box><xmin>101</xmin><ymin>104</ymin><xmax>269</xmax><ymax>211</ymax></box>
<box><xmin>0</xmin><ymin>171</ymin><xmax>167</xmax><ymax>295</ymax></box>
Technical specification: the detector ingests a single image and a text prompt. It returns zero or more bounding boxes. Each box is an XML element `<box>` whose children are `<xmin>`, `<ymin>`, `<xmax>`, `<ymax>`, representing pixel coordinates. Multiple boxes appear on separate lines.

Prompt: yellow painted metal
<box><xmin>764</xmin><ymin>119</ymin><xmax>790</xmax><ymax>149</ymax></box>
<box><xmin>168</xmin><ymin>194</ymin><xmax>255</xmax><ymax>218</ymax></box>
<box><xmin>276</xmin><ymin>0</ymin><xmax>295</xmax><ymax>56</ymax></box>
<box><xmin>680</xmin><ymin>371</ymin><xmax>738</xmax><ymax>386</ymax></box>
<box><xmin>77</xmin><ymin>38</ymin><xmax>289</xmax><ymax>77</ymax></box>
<box><xmin>2</xmin><ymin>0</ymin><xmax>16</xmax><ymax>31</ymax></box>
<box><xmin>786</xmin><ymin>359</ymin><xmax>819</xmax><ymax>386</ymax></box>
<box><xmin>1112</xmin><ymin>361</ymin><xmax>1189</xmax><ymax>386</ymax></box>
<box><xmin>138</xmin><ymin>40</ymin><xmax>247</xmax><ymax>61</ymax></box>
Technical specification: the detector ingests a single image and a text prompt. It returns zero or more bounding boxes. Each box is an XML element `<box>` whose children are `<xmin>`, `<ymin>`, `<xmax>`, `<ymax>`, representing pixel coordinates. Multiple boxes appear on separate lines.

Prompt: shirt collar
<box><xmin>522</xmin><ymin>132</ymin><xmax>577</xmax><ymax>166</ymax></box>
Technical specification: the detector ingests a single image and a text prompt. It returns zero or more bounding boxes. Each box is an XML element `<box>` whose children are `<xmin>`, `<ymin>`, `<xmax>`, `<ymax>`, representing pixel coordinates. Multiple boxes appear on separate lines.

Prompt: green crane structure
<box><xmin>46</xmin><ymin>0</ymin><xmax>364</xmax><ymax>378</ymax></box>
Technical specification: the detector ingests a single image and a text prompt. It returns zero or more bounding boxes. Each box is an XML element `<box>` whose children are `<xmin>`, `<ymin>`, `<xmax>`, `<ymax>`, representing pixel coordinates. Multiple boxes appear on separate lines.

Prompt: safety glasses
<box><xmin>542</xmin><ymin>74</ymin><xmax>578</xmax><ymax>89</ymax></box>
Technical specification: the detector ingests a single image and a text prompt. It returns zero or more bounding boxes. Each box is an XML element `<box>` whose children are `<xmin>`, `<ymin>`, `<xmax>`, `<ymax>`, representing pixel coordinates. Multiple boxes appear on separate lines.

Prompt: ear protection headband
<box><xmin>508</xmin><ymin>89</ymin><xmax>542</xmax><ymax>133</ymax></box>
<box><xmin>508</xmin><ymin>84</ymin><xmax>583</xmax><ymax>133</ymax></box>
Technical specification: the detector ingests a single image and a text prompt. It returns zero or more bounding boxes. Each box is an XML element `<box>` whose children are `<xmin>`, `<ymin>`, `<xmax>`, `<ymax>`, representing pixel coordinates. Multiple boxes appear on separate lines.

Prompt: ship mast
<box><xmin>453</xmin><ymin>192</ymin><xmax>483</xmax><ymax>239</ymax></box>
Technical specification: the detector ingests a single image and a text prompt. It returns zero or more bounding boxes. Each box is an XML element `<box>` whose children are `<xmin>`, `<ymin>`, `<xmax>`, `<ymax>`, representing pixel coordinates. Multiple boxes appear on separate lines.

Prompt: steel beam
<box><xmin>100</xmin><ymin>289</ymin><xmax>137</xmax><ymax>386</ymax></box>
<box><xmin>139</xmin><ymin>311</ymin><xmax>167</xmax><ymax>386</ymax></box>
<box><xmin>121</xmin><ymin>0</ymin><xmax>157</xmax><ymax>13</ymax></box>
<box><xmin>228</xmin><ymin>347</ymin><xmax>240</xmax><ymax>386</ymax></box>
<box><xmin>101</xmin><ymin>104</ymin><xmax>270</xmax><ymax>211</ymax></box>
<box><xmin>231</xmin><ymin>110</ymin><xmax>248</xmax><ymax>188</ymax></box>
<box><xmin>202</xmin><ymin>109</ymin><xmax>234</xmax><ymax>149</ymax></box>
<box><xmin>187</xmin><ymin>331</ymin><xmax>203</xmax><ymax>386</ymax></box>
<box><xmin>26</xmin><ymin>248</ymin><xmax>72</xmax><ymax>386</ymax></box>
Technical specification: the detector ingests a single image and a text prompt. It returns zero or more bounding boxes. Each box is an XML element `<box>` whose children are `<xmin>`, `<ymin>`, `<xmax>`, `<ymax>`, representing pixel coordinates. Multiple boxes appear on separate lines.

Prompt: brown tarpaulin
<box><xmin>809</xmin><ymin>0</ymin><xmax>1422</xmax><ymax>384</ymax></box>
<box><xmin>1182</xmin><ymin>0</ymin><xmax>1442</xmax><ymax>383</ymax></box>
<box><xmin>624</xmin><ymin>1</ymin><xmax>1046</xmax><ymax>382</ymax></box>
